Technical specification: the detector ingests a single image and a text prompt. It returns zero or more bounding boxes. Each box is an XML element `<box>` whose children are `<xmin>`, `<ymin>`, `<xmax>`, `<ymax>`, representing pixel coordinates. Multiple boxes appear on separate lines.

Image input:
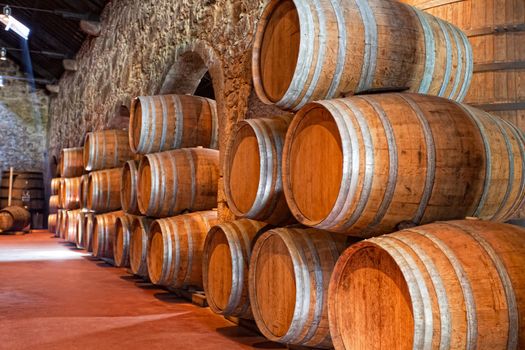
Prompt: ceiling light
<box><xmin>0</xmin><ymin>6</ymin><xmax>30</xmax><ymax>40</ymax></box>
<box><xmin>0</xmin><ymin>77</ymin><xmax>5</xmax><ymax>88</ymax></box>
<box><xmin>0</xmin><ymin>48</ymin><xmax>6</xmax><ymax>61</ymax></box>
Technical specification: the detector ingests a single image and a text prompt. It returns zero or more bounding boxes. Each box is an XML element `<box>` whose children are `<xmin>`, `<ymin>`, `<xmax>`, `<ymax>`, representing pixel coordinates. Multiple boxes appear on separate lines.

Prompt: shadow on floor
<box><xmin>153</xmin><ymin>292</ymin><xmax>186</xmax><ymax>304</ymax></box>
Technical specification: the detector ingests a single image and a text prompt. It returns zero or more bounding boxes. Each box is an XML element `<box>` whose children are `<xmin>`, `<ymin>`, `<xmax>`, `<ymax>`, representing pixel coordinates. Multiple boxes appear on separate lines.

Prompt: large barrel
<box><xmin>137</xmin><ymin>148</ymin><xmax>219</xmax><ymax>217</ymax></box>
<box><xmin>224</xmin><ymin>116</ymin><xmax>294</xmax><ymax>225</ymax></box>
<box><xmin>0</xmin><ymin>206</ymin><xmax>31</xmax><ymax>231</ymax></box>
<box><xmin>83</xmin><ymin>129</ymin><xmax>135</xmax><ymax>171</ymax></box>
<box><xmin>147</xmin><ymin>211</ymin><xmax>218</xmax><ymax>289</ymax></box>
<box><xmin>51</xmin><ymin>178</ymin><xmax>61</xmax><ymax>195</ymax></box>
<box><xmin>60</xmin><ymin>147</ymin><xmax>84</xmax><ymax>178</ymax></box>
<box><xmin>203</xmin><ymin>219</ymin><xmax>268</xmax><ymax>318</ymax></box>
<box><xmin>87</xmin><ymin>168</ymin><xmax>122</xmax><ymax>213</ymax></box>
<box><xmin>120</xmin><ymin>160</ymin><xmax>141</xmax><ymax>215</ymax></box>
<box><xmin>0</xmin><ymin>171</ymin><xmax>44</xmax><ymax>211</ymax></box>
<box><xmin>113</xmin><ymin>214</ymin><xmax>135</xmax><ymax>267</ymax></box>
<box><xmin>283</xmin><ymin>93</ymin><xmax>525</xmax><ymax>236</ymax></box>
<box><xmin>65</xmin><ymin>209</ymin><xmax>82</xmax><ymax>243</ymax></box>
<box><xmin>129</xmin><ymin>94</ymin><xmax>219</xmax><ymax>154</ymax></box>
<box><xmin>329</xmin><ymin>220</ymin><xmax>525</xmax><ymax>349</ymax></box>
<box><xmin>129</xmin><ymin>216</ymin><xmax>154</xmax><ymax>277</ymax></box>
<box><xmin>79</xmin><ymin>174</ymin><xmax>89</xmax><ymax>209</ymax></box>
<box><xmin>59</xmin><ymin>177</ymin><xmax>81</xmax><ymax>210</ymax></box>
<box><xmin>249</xmin><ymin>227</ymin><xmax>346</xmax><ymax>348</ymax></box>
<box><xmin>92</xmin><ymin>211</ymin><xmax>124</xmax><ymax>258</ymax></box>
<box><xmin>252</xmin><ymin>0</ymin><xmax>473</xmax><ymax>111</ymax></box>
<box><xmin>49</xmin><ymin>195</ymin><xmax>59</xmax><ymax>214</ymax></box>
<box><xmin>48</xmin><ymin>213</ymin><xmax>57</xmax><ymax>233</ymax></box>
<box><xmin>400</xmin><ymin>0</ymin><xmax>525</xmax><ymax>131</ymax></box>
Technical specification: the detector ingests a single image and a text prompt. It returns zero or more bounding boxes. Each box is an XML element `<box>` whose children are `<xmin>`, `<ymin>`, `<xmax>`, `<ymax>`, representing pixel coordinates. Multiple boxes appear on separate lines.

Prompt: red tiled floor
<box><xmin>0</xmin><ymin>232</ymin><xmax>284</xmax><ymax>350</ymax></box>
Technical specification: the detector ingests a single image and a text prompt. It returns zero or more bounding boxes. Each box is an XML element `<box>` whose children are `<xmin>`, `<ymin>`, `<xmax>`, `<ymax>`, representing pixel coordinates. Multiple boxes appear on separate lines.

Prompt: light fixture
<box><xmin>0</xmin><ymin>47</ymin><xmax>6</xmax><ymax>61</ymax></box>
<box><xmin>0</xmin><ymin>76</ymin><xmax>5</xmax><ymax>88</ymax></box>
<box><xmin>0</xmin><ymin>6</ymin><xmax>30</xmax><ymax>40</ymax></box>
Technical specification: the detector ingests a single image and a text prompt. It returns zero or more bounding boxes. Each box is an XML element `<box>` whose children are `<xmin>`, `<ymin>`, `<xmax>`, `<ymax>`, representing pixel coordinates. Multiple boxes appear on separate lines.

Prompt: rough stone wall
<box><xmin>0</xmin><ymin>59</ymin><xmax>49</xmax><ymax>175</ymax></box>
<box><xmin>48</xmin><ymin>0</ymin><xmax>290</xmax><ymax>220</ymax></box>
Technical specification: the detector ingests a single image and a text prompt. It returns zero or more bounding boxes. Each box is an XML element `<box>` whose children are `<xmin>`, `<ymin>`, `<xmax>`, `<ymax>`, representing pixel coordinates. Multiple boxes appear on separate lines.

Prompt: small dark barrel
<box><xmin>203</xmin><ymin>219</ymin><xmax>269</xmax><ymax>318</ymax></box>
<box><xmin>0</xmin><ymin>171</ymin><xmax>45</xmax><ymax>212</ymax></box>
<box><xmin>129</xmin><ymin>216</ymin><xmax>154</xmax><ymax>277</ymax></box>
<box><xmin>113</xmin><ymin>214</ymin><xmax>135</xmax><ymax>267</ymax></box>
<box><xmin>224</xmin><ymin>116</ymin><xmax>294</xmax><ymax>225</ymax></box>
<box><xmin>137</xmin><ymin>148</ymin><xmax>219</xmax><ymax>218</ymax></box>
<box><xmin>60</xmin><ymin>147</ymin><xmax>84</xmax><ymax>178</ymax></box>
<box><xmin>147</xmin><ymin>211</ymin><xmax>218</xmax><ymax>289</ymax></box>
<box><xmin>92</xmin><ymin>211</ymin><xmax>124</xmax><ymax>259</ymax></box>
<box><xmin>0</xmin><ymin>206</ymin><xmax>31</xmax><ymax>231</ymax></box>
<box><xmin>120</xmin><ymin>160</ymin><xmax>141</xmax><ymax>215</ymax></box>
<box><xmin>83</xmin><ymin>129</ymin><xmax>136</xmax><ymax>171</ymax></box>
<box><xmin>129</xmin><ymin>94</ymin><xmax>219</xmax><ymax>154</ymax></box>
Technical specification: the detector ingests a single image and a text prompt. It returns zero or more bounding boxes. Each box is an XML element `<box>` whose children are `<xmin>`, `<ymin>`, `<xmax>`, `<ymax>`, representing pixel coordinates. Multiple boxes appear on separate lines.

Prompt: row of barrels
<box><xmin>48</xmin><ymin>205</ymin><xmax>525</xmax><ymax>349</ymax></box>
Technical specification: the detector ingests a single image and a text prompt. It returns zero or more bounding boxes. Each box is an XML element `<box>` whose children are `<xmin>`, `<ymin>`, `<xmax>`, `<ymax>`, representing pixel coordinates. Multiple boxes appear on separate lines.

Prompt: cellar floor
<box><xmin>0</xmin><ymin>231</ymin><xmax>284</xmax><ymax>350</ymax></box>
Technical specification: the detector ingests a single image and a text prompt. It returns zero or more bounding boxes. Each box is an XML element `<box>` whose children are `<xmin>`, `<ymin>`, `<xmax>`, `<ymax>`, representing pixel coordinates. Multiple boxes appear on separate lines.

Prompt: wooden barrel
<box><xmin>129</xmin><ymin>216</ymin><xmax>154</xmax><ymax>277</ymax></box>
<box><xmin>252</xmin><ymin>0</ymin><xmax>473</xmax><ymax>111</ymax></box>
<box><xmin>0</xmin><ymin>171</ymin><xmax>44</xmax><ymax>211</ymax></box>
<box><xmin>129</xmin><ymin>94</ymin><xmax>219</xmax><ymax>154</ymax></box>
<box><xmin>203</xmin><ymin>219</ymin><xmax>269</xmax><ymax>318</ymax></box>
<box><xmin>79</xmin><ymin>174</ymin><xmax>89</xmax><ymax>209</ymax></box>
<box><xmin>329</xmin><ymin>219</ymin><xmax>525</xmax><ymax>349</ymax></box>
<box><xmin>60</xmin><ymin>147</ymin><xmax>84</xmax><ymax>178</ymax></box>
<box><xmin>83</xmin><ymin>129</ymin><xmax>135</xmax><ymax>171</ymax></box>
<box><xmin>137</xmin><ymin>148</ymin><xmax>219</xmax><ymax>217</ymax></box>
<box><xmin>87</xmin><ymin>168</ymin><xmax>122</xmax><ymax>213</ymax></box>
<box><xmin>56</xmin><ymin>209</ymin><xmax>66</xmax><ymax>238</ymax></box>
<box><xmin>113</xmin><ymin>214</ymin><xmax>135</xmax><ymax>267</ymax></box>
<box><xmin>0</xmin><ymin>206</ymin><xmax>31</xmax><ymax>231</ymax></box>
<box><xmin>400</xmin><ymin>0</ymin><xmax>525</xmax><ymax>131</ymax></box>
<box><xmin>49</xmin><ymin>195</ymin><xmax>59</xmax><ymax>214</ymax></box>
<box><xmin>80</xmin><ymin>211</ymin><xmax>95</xmax><ymax>252</ymax></box>
<box><xmin>65</xmin><ymin>209</ymin><xmax>82</xmax><ymax>243</ymax></box>
<box><xmin>224</xmin><ymin>116</ymin><xmax>294</xmax><ymax>225</ymax></box>
<box><xmin>283</xmin><ymin>93</ymin><xmax>525</xmax><ymax>236</ymax></box>
<box><xmin>51</xmin><ymin>177</ymin><xmax>61</xmax><ymax>195</ymax></box>
<box><xmin>120</xmin><ymin>160</ymin><xmax>141</xmax><ymax>215</ymax></box>
<box><xmin>59</xmin><ymin>177</ymin><xmax>81</xmax><ymax>210</ymax></box>
<box><xmin>249</xmin><ymin>227</ymin><xmax>346</xmax><ymax>348</ymax></box>
<box><xmin>48</xmin><ymin>213</ymin><xmax>57</xmax><ymax>233</ymax></box>
<box><xmin>147</xmin><ymin>211</ymin><xmax>218</xmax><ymax>288</ymax></box>
<box><xmin>92</xmin><ymin>211</ymin><xmax>124</xmax><ymax>258</ymax></box>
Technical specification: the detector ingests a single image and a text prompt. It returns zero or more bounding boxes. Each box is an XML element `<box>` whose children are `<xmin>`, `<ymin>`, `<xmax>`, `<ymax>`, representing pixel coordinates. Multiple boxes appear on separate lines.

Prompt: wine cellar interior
<box><xmin>0</xmin><ymin>0</ymin><xmax>524</xmax><ymax>349</ymax></box>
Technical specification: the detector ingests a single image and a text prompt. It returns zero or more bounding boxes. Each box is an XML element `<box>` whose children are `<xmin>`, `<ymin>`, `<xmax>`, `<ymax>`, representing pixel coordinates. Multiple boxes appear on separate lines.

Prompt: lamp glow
<box><xmin>0</xmin><ymin>6</ymin><xmax>30</xmax><ymax>40</ymax></box>
<box><xmin>0</xmin><ymin>47</ymin><xmax>6</xmax><ymax>61</ymax></box>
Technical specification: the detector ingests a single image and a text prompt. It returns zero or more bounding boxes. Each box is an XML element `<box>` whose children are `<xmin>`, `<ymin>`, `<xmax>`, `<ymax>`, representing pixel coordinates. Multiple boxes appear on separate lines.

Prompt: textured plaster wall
<box><xmin>48</xmin><ymin>0</ymin><xmax>290</xmax><ymax>220</ymax></box>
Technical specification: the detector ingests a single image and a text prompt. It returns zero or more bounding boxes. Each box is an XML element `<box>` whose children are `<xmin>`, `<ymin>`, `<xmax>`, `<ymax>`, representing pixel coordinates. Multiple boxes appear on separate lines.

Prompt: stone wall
<box><xmin>48</xmin><ymin>0</ymin><xmax>289</xmax><ymax>220</ymax></box>
<box><xmin>0</xmin><ymin>59</ymin><xmax>49</xmax><ymax>175</ymax></box>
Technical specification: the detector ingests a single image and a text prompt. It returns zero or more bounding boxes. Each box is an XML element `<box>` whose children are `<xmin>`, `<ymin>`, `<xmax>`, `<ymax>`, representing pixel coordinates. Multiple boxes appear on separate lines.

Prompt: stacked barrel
<box><xmin>199</xmin><ymin>0</ymin><xmax>525</xmax><ymax>349</ymax></box>
<box><xmin>114</xmin><ymin>94</ymin><xmax>220</xmax><ymax>287</ymax></box>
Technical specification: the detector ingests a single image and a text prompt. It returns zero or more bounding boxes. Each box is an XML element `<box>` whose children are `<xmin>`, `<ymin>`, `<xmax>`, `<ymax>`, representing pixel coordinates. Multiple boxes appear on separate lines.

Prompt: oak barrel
<box><xmin>224</xmin><ymin>116</ymin><xmax>294</xmax><ymax>225</ymax></box>
<box><xmin>147</xmin><ymin>210</ymin><xmax>218</xmax><ymax>289</ymax></box>
<box><xmin>79</xmin><ymin>174</ymin><xmax>89</xmax><ymax>209</ymax></box>
<box><xmin>87</xmin><ymin>168</ymin><xmax>122</xmax><ymax>213</ymax></box>
<box><xmin>92</xmin><ymin>211</ymin><xmax>124</xmax><ymax>259</ymax></box>
<box><xmin>83</xmin><ymin>129</ymin><xmax>135</xmax><ymax>171</ymax></box>
<box><xmin>129</xmin><ymin>216</ymin><xmax>154</xmax><ymax>277</ymax></box>
<box><xmin>51</xmin><ymin>177</ymin><xmax>61</xmax><ymax>195</ymax></box>
<box><xmin>49</xmin><ymin>195</ymin><xmax>59</xmax><ymax>214</ymax></box>
<box><xmin>80</xmin><ymin>211</ymin><xmax>95</xmax><ymax>252</ymax></box>
<box><xmin>283</xmin><ymin>93</ymin><xmax>525</xmax><ymax>236</ymax></box>
<box><xmin>329</xmin><ymin>220</ymin><xmax>525</xmax><ymax>349</ymax></box>
<box><xmin>0</xmin><ymin>171</ymin><xmax>44</xmax><ymax>211</ymax></box>
<box><xmin>129</xmin><ymin>94</ymin><xmax>219</xmax><ymax>154</ymax></box>
<box><xmin>400</xmin><ymin>0</ymin><xmax>525</xmax><ymax>131</ymax></box>
<box><xmin>65</xmin><ymin>209</ymin><xmax>82</xmax><ymax>243</ymax></box>
<box><xmin>137</xmin><ymin>148</ymin><xmax>219</xmax><ymax>218</ymax></box>
<box><xmin>0</xmin><ymin>206</ymin><xmax>31</xmax><ymax>232</ymax></box>
<box><xmin>56</xmin><ymin>209</ymin><xmax>66</xmax><ymax>238</ymax></box>
<box><xmin>252</xmin><ymin>0</ymin><xmax>473</xmax><ymax>111</ymax></box>
<box><xmin>113</xmin><ymin>214</ymin><xmax>135</xmax><ymax>267</ymax></box>
<box><xmin>48</xmin><ymin>213</ymin><xmax>57</xmax><ymax>233</ymax></box>
<box><xmin>203</xmin><ymin>219</ymin><xmax>268</xmax><ymax>318</ymax></box>
<box><xmin>249</xmin><ymin>227</ymin><xmax>346</xmax><ymax>348</ymax></box>
<box><xmin>120</xmin><ymin>160</ymin><xmax>141</xmax><ymax>215</ymax></box>
<box><xmin>59</xmin><ymin>177</ymin><xmax>81</xmax><ymax>210</ymax></box>
<box><xmin>60</xmin><ymin>147</ymin><xmax>84</xmax><ymax>178</ymax></box>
